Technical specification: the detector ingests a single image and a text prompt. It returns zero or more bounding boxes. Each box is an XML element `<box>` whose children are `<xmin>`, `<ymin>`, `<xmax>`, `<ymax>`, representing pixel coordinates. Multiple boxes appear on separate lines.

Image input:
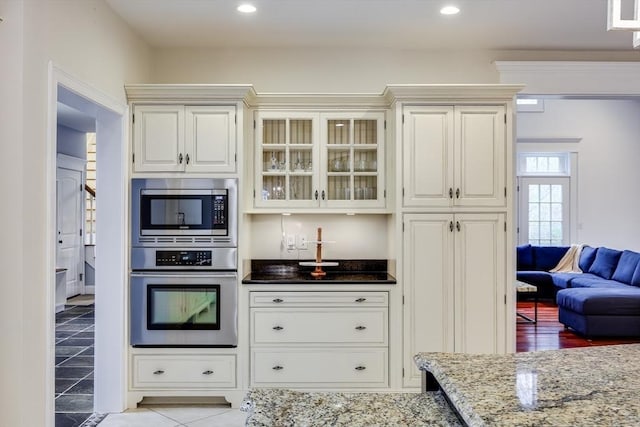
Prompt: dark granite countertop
<box><xmin>242</xmin><ymin>259</ymin><xmax>396</xmax><ymax>284</ymax></box>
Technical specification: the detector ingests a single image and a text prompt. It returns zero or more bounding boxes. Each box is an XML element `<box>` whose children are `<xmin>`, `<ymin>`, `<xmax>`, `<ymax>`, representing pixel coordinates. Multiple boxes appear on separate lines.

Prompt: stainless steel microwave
<box><xmin>131</xmin><ymin>178</ymin><xmax>237</xmax><ymax>247</ymax></box>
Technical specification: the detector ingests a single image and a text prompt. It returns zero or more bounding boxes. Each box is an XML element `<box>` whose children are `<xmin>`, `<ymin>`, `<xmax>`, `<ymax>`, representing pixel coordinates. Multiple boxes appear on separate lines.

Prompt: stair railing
<box><xmin>85</xmin><ymin>184</ymin><xmax>96</xmax><ymax>245</ymax></box>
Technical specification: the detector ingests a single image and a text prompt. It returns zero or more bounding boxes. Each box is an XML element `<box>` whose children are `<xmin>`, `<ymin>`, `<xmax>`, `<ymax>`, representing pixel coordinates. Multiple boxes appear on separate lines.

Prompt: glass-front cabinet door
<box><xmin>254</xmin><ymin>110</ymin><xmax>385</xmax><ymax>210</ymax></box>
<box><xmin>255</xmin><ymin>111</ymin><xmax>319</xmax><ymax>208</ymax></box>
<box><xmin>321</xmin><ymin>112</ymin><xmax>385</xmax><ymax>208</ymax></box>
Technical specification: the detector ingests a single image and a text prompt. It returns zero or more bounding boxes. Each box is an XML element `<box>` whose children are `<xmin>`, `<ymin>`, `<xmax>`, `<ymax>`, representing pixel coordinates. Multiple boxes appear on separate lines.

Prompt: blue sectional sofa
<box><xmin>517</xmin><ymin>244</ymin><xmax>640</xmax><ymax>337</ymax></box>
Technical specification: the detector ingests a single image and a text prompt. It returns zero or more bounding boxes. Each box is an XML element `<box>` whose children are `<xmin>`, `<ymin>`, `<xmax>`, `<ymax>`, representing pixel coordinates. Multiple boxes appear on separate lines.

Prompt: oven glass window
<box><xmin>147</xmin><ymin>285</ymin><xmax>220</xmax><ymax>330</ymax></box>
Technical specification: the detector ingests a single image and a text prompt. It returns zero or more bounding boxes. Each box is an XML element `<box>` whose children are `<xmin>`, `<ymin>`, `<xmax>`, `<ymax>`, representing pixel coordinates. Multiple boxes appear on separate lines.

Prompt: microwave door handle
<box><xmin>130</xmin><ymin>272</ymin><xmax>238</xmax><ymax>278</ymax></box>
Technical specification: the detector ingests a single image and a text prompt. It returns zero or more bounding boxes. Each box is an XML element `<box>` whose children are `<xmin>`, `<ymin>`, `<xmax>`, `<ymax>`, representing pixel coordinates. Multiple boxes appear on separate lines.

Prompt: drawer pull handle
<box><xmin>153</xmin><ymin>370</ymin><xmax>165</xmax><ymax>375</ymax></box>
<box><xmin>272</xmin><ymin>365</ymin><xmax>284</xmax><ymax>371</ymax></box>
<box><xmin>355</xmin><ymin>366</ymin><xmax>366</xmax><ymax>371</ymax></box>
<box><xmin>355</xmin><ymin>298</ymin><xmax>367</xmax><ymax>303</ymax></box>
<box><xmin>272</xmin><ymin>298</ymin><xmax>284</xmax><ymax>303</ymax></box>
<box><xmin>202</xmin><ymin>370</ymin><xmax>214</xmax><ymax>375</ymax></box>
<box><xmin>355</xmin><ymin>325</ymin><xmax>367</xmax><ymax>330</ymax></box>
<box><xmin>272</xmin><ymin>325</ymin><xmax>284</xmax><ymax>331</ymax></box>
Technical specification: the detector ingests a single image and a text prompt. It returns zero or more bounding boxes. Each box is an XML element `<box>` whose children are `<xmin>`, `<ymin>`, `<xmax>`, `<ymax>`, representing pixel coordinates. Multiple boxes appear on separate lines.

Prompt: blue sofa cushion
<box><xmin>569</xmin><ymin>276</ymin><xmax>632</xmax><ymax>289</ymax></box>
<box><xmin>517</xmin><ymin>271</ymin><xmax>554</xmax><ymax>287</ymax></box>
<box><xmin>557</xmin><ymin>287</ymin><xmax>640</xmax><ymax>316</ymax></box>
<box><xmin>588</xmin><ymin>247</ymin><xmax>622</xmax><ymax>280</ymax></box>
<box><xmin>578</xmin><ymin>246</ymin><xmax>598</xmax><ymax>272</ymax></box>
<box><xmin>632</xmin><ymin>263</ymin><xmax>640</xmax><ymax>287</ymax></box>
<box><xmin>612</xmin><ymin>250</ymin><xmax>640</xmax><ymax>285</ymax></box>
<box><xmin>551</xmin><ymin>272</ymin><xmax>584</xmax><ymax>289</ymax></box>
<box><xmin>517</xmin><ymin>244</ymin><xmax>534</xmax><ymax>271</ymax></box>
<box><xmin>533</xmin><ymin>246</ymin><xmax>570</xmax><ymax>271</ymax></box>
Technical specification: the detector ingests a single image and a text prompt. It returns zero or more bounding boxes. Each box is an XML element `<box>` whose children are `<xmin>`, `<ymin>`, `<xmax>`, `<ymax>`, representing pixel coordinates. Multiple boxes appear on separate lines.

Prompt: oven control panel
<box><xmin>155</xmin><ymin>250</ymin><xmax>212</xmax><ymax>267</ymax></box>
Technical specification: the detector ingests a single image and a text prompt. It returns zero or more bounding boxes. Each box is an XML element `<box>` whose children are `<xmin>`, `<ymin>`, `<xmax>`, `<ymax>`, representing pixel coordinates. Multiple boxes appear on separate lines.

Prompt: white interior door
<box><xmin>57</xmin><ymin>163</ymin><xmax>84</xmax><ymax>298</ymax></box>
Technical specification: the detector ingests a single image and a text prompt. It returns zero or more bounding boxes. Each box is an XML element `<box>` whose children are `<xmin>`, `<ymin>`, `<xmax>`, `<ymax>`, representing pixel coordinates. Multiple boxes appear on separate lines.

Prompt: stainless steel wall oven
<box><xmin>130</xmin><ymin>178</ymin><xmax>238</xmax><ymax>347</ymax></box>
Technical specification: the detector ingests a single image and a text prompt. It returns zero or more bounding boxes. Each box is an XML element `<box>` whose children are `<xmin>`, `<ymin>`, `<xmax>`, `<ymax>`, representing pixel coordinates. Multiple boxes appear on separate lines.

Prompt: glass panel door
<box><xmin>323</xmin><ymin>114</ymin><xmax>384</xmax><ymax>207</ymax></box>
<box><xmin>518</xmin><ymin>177</ymin><xmax>570</xmax><ymax>246</ymax></box>
<box><xmin>256</xmin><ymin>113</ymin><xmax>318</xmax><ymax>207</ymax></box>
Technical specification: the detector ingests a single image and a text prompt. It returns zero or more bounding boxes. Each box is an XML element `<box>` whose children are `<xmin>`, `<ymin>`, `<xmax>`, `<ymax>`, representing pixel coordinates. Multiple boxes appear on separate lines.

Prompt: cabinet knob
<box><xmin>178</xmin><ymin>153</ymin><xmax>183</xmax><ymax>164</ymax></box>
<box><xmin>202</xmin><ymin>370</ymin><xmax>214</xmax><ymax>375</ymax></box>
<box><xmin>449</xmin><ymin>188</ymin><xmax>453</xmax><ymax>199</ymax></box>
<box><xmin>153</xmin><ymin>370</ymin><xmax>165</xmax><ymax>375</ymax></box>
<box><xmin>272</xmin><ymin>325</ymin><xmax>284</xmax><ymax>331</ymax></box>
<box><xmin>272</xmin><ymin>298</ymin><xmax>284</xmax><ymax>303</ymax></box>
<box><xmin>314</xmin><ymin>190</ymin><xmax>319</xmax><ymax>200</ymax></box>
<box><xmin>456</xmin><ymin>221</ymin><xmax>461</xmax><ymax>232</ymax></box>
<box><xmin>321</xmin><ymin>190</ymin><xmax>326</xmax><ymax>200</ymax></box>
<box><xmin>355</xmin><ymin>325</ymin><xmax>367</xmax><ymax>330</ymax></box>
<box><xmin>449</xmin><ymin>221</ymin><xmax>454</xmax><ymax>232</ymax></box>
<box><xmin>272</xmin><ymin>365</ymin><xmax>284</xmax><ymax>371</ymax></box>
<box><xmin>355</xmin><ymin>298</ymin><xmax>366</xmax><ymax>303</ymax></box>
<box><xmin>456</xmin><ymin>188</ymin><xmax>460</xmax><ymax>199</ymax></box>
<box><xmin>185</xmin><ymin>153</ymin><xmax>190</xmax><ymax>164</ymax></box>
<box><xmin>355</xmin><ymin>366</ymin><xmax>366</xmax><ymax>371</ymax></box>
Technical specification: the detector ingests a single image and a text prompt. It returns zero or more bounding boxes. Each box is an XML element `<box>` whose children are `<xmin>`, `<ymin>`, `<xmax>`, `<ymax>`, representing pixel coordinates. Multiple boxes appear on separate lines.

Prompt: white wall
<box><xmin>517</xmin><ymin>98</ymin><xmax>640</xmax><ymax>251</ymax></box>
<box><xmin>57</xmin><ymin>125</ymin><xmax>87</xmax><ymax>159</ymax></box>
<box><xmin>151</xmin><ymin>47</ymin><xmax>499</xmax><ymax>92</ymax></box>
<box><xmin>0</xmin><ymin>1</ymin><xmax>150</xmax><ymax>425</ymax></box>
<box><xmin>249</xmin><ymin>214</ymin><xmax>390</xmax><ymax>260</ymax></box>
<box><xmin>0</xmin><ymin>1</ymin><xmax>26</xmax><ymax>426</ymax></box>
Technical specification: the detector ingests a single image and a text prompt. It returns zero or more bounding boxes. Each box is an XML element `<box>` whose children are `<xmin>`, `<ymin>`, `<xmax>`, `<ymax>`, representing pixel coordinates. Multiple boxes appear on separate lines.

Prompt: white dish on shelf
<box><xmin>299</xmin><ymin>261</ymin><xmax>339</xmax><ymax>267</ymax></box>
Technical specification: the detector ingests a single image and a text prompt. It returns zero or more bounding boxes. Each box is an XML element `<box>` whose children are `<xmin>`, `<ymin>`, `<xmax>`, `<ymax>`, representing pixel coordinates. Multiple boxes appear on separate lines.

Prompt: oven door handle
<box><xmin>130</xmin><ymin>272</ymin><xmax>237</xmax><ymax>279</ymax></box>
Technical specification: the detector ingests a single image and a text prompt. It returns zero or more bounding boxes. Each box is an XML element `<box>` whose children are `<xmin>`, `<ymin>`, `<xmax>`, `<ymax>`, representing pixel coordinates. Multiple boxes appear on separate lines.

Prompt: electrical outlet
<box><xmin>298</xmin><ymin>234</ymin><xmax>308</xmax><ymax>250</ymax></box>
<box><xmin>286</xmin><ymin>234</ymin><xmax>296</xmax><ymax>250</ymax></box>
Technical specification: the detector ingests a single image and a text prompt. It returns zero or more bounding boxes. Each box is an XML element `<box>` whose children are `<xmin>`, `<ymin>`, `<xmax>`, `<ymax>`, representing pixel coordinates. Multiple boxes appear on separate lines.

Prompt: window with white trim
<box><xmin>517</xmin><ymin>153</ymin><xmax>571</xmax><ymax>246</ymax></box>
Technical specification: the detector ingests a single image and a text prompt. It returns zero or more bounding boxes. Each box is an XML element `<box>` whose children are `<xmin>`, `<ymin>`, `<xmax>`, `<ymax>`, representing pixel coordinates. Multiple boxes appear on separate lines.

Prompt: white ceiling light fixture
<box><xmin>607</xmin><ymin>0</ymin><xmax>640</xmax><ymax>47</ymax></box>
<box><xmin>237</xmin><ymin>3</ymin><xmax>257</xmax><ymax>13</ymax></box>
<box><xmin>440</xmin><ymin>5</ymin><xmax>460</xmax><ymax>15</ymax></box>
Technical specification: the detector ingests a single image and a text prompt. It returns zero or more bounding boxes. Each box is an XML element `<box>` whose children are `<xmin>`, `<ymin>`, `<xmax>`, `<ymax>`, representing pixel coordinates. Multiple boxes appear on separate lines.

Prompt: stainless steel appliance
<box><xmin>130</xmin><ymin>178</ymin><xmax>238</xmax><ymax>347</ymax></box>
<box><xmin>131</xmin><ymin>178</ymin><xmax>237</xmax><ymax>247</ymax></box>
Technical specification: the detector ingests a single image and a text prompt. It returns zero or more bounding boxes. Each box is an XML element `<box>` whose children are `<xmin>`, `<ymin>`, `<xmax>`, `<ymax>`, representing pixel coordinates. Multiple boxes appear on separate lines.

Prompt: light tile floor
<box><xmin>98</xmin><ymin>406</ymin><xmax>247</xmax><ymax>426</ymax></box>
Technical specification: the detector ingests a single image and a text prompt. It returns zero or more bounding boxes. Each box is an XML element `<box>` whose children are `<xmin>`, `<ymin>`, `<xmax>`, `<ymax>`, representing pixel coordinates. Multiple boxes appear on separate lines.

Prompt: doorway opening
<box><xmin>48</xmin><ymin>66</ymin><xmax>128</xmax><ymax>427</ymax></box>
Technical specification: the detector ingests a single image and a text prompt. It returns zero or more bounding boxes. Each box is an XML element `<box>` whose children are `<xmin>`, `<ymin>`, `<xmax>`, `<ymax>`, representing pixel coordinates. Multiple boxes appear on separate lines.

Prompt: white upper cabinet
<box><xmin>133</xmin><ymin>105</ymin><xmax>236</xmax><ymax>173</ymax></box>
<box><xmin>254</xmin><ymin>110</ymin><xmax>385</xmax><ymax>210</ymax></box>
<box><xmin>403</xmin><ymin>105</ymin><xmax>506</xmax><ymax>208</ymax></box>
<box><xmin>185</xmin><ymin>106</ymin><xmax>236</xmax><ymax>173</ymax></box>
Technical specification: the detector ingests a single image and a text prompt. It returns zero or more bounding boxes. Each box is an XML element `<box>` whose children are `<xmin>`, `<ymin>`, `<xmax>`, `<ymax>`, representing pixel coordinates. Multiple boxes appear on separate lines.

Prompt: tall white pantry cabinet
<box><xmin>388</xmin><ymin>85</ymin><xmax>521</xmax><ymax>388</ymax></box>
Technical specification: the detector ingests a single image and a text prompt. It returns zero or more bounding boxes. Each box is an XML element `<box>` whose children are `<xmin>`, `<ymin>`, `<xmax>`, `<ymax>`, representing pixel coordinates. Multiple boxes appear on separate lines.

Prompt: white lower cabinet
<box><xmin>132</xmin><ymin>354</ymin><xmax>236</xmax><ymax>389</ymax></box>
<box><xmin>402</xmin><ymin>213</ymin><xmax>506</xmax><ymax>387</ymax></box>
<box><xmin>250</xmin><ymin>291</ymin><xmax>389</xmax><ymax>388</ymax></box>
<box><xmin>252</xmin><ymin>348</ymin><xmax>387</xmax><ymax>387</ymax></box>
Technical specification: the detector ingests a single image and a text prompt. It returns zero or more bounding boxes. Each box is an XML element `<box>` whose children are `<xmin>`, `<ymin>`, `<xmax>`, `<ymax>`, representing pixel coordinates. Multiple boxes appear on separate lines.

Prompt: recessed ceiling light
<box><xmin>237</xmin><ymin>4</ymin><xmax>256</xmax><ymax>13</ymax></box>
<box><xmin>440</xmin><ymin>5</ymin><xmax>460</xmax><ymax>15</ymax></box>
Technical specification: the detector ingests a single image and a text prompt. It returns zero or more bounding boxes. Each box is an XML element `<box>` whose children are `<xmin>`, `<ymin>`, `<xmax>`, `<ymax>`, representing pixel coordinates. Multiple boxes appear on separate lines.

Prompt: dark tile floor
<box><xmin>55</xmin><ymin>303</ymin><xmax>97</xmax><ymax>427</ymax></box>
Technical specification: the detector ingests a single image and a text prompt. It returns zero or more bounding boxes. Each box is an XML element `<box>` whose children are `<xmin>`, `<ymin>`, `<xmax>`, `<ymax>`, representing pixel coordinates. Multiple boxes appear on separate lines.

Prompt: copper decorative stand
<box><xmin>310</xmin><ymin>227</ymin><xmax>326</xmax><ymax>277</ymax></box>
<box><xmin>298</xmin><ymin>227</ymin><xmax>338</xmax><ymax>277</ymax></box>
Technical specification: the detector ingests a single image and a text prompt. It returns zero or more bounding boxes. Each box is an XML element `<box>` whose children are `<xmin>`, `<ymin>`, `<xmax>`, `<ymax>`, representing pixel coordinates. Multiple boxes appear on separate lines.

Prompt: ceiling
<box><xmin>105</xmin><ymin>0</ymin><xmax>639</xmax><ymax>51</ymax></box>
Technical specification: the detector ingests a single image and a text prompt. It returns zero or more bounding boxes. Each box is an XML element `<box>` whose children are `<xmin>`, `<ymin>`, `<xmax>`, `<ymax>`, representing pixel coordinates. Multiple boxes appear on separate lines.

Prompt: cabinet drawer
<box><xmin>250</xmin><ymin>291</ymin><xmax>388</xmax><ymax>307</ymax></box>
<box><xmin>132</xmin><ymin>355</ymin><xmax>236</xmax><ymax>389</ymax></box>
<box><xmin>251</xmin><ymin>348</ymin><xmax>387</xmax><ymax>387</ymax></box>
<box><xmin>251</xmin><ymin>308</ymin><xmax>387</xmax><ymax>345</ymax></box>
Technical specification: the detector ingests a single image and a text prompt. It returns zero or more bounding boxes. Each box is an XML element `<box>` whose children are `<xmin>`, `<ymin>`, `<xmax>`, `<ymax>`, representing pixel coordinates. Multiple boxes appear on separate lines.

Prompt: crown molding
<box><xmin>383</xmin><ymin>84</ymin><xmax>524</xmax><ymax>102</ymax></box>
<box><xmin>125</xmin><ymin>84</ymin><xmax>257</xmax><ymax>103</ymax></box>
<box><xmin>495</xmin><ymin>61</ymin><xmax>640</xmax><ymax>95</ymax></box>
<box><xmin>124</xmin><ymin>83</ymin><xmax>525</xmax><ymax>107</ymax></box>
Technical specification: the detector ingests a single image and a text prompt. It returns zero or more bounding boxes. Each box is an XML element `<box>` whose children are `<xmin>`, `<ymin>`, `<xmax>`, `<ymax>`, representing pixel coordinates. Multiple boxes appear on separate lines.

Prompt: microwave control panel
<box><xmin>155</xmin><ymin>250</ymin><xmax>212</xmax><ymax>267</ymax></box>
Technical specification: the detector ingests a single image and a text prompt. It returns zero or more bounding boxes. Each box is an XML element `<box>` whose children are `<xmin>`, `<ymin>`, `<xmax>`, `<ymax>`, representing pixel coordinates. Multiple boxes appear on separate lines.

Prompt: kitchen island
<box><xmin>415</xmin><ymin>343</ymin><xmax>640</xmax><ymax>426</ymax></box>
<box><xmin>241</xmin><ymin>388</ymin><xmax>461</xmax><ymax>426</ymax></box>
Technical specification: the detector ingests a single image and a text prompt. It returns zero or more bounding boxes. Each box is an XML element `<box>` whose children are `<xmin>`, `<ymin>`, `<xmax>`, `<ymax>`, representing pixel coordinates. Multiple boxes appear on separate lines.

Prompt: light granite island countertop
<box><xmin>241</xmin><ymin>388</ymin><xmax>462</xmax><ymax>426</ymax></box>
<box><xmin>415</xmin><ymin>344</ymin><xmax>640</xmax><ymax>426</ymax></box>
